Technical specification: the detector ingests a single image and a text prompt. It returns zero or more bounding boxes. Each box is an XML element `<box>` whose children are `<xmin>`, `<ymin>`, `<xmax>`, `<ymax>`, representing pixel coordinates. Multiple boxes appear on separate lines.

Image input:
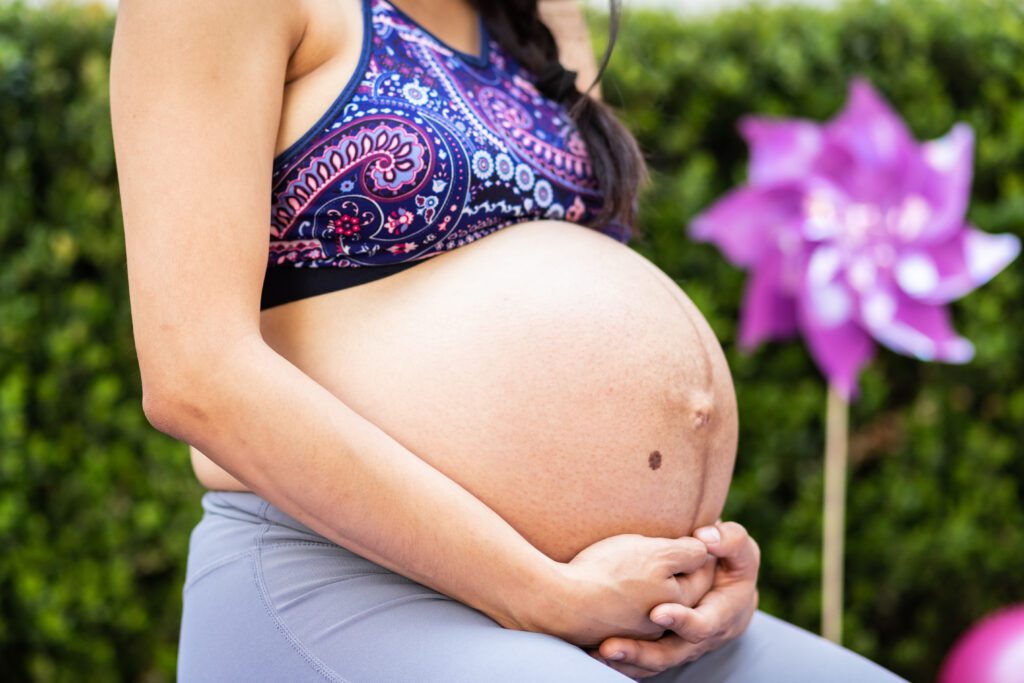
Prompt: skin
<box><xmin>592</xmin><ymin>522</ymin><xmax>760</xmax><ymax>678</ymax></box>
<box><xmin>109</xmin><ymin>0</ymin><xmax>759</xmax><ymax>675</ymax></box>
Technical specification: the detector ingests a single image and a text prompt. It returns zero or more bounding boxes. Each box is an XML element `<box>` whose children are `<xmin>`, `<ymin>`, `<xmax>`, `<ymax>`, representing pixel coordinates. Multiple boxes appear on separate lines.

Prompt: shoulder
<box><xmin>113</xmin><ymin>0</ymin><xmax>306</xmax><ymax>59</ymax></box>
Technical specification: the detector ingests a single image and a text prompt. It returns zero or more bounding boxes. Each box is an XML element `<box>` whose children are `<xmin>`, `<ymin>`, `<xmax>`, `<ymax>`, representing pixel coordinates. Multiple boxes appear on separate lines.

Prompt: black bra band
<box><xmin>260</xmin><ymin>259</ymin><xmax>431</xmax><ymax>310</ymax></box>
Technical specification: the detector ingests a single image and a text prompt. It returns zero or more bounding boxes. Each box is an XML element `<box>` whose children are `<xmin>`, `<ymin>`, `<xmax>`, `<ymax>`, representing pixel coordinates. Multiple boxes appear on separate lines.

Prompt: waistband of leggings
<box><xmin>200</xmin><ymin>489</ymin><xmax>326</xmax><ymax>539</ymax></box>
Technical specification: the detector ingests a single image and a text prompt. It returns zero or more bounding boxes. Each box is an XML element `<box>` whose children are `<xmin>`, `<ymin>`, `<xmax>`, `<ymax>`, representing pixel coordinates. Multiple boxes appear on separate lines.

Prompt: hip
<box><xmin>177</xmin><ymin>490</ymin><xmax>628</xmax><ymax>682</ymax></box>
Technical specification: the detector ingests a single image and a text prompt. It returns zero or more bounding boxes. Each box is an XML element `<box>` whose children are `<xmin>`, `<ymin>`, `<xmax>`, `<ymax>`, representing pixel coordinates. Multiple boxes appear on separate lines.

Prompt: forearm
<box><xmin>148</xmin><ymin>333</ymin><xmax>570</xmax><ymax>632</ymax></box>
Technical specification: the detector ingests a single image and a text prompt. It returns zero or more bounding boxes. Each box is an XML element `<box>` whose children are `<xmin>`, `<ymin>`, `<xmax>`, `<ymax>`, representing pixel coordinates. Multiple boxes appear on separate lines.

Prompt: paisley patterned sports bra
<box><xmin>261</xmin><ymin>0</ymin><xmax>628</xmax><ymax>310</ymax></box>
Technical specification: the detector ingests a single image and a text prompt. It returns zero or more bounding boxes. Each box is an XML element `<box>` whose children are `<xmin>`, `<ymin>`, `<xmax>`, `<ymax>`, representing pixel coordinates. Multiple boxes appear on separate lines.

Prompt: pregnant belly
<box><xmin>192</xmin><ymin>220</ymin><xmax>739</xmax><ymax>562</ymax></box>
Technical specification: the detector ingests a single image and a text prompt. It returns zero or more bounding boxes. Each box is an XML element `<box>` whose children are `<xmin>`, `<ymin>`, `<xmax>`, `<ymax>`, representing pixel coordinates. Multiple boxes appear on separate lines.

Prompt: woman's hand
<box><xmin>537</xmin><ymin>532</ymin><xmax>715</xmax><ymax>647</ymax></box>
<box><xmin>586</xmin><ymin>521</ymin><xmax>761</xmax><ymax>679</ymax></box>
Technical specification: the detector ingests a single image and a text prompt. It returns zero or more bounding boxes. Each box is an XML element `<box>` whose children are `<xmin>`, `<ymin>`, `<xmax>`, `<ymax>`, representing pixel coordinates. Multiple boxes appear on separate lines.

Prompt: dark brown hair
<box><xmin>470</xmin><ymin>0</ymin><xmax>648</xmax><ymax>234</ymax></box>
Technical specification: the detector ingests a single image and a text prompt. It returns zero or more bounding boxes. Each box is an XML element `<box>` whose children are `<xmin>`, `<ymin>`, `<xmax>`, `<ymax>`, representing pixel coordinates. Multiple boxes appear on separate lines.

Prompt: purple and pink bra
<box><xmin>262</xmin><ymin>0</ymin><xmax>627</xmax><ymax>310</ymax></box>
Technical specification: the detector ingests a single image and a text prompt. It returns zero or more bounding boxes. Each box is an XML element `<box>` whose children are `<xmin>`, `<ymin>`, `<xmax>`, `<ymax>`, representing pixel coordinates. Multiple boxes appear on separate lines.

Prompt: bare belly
<box><xmin>191</xmin><ymin>220</ymin><xmax>738</xmax><ymax>562</ymax></box>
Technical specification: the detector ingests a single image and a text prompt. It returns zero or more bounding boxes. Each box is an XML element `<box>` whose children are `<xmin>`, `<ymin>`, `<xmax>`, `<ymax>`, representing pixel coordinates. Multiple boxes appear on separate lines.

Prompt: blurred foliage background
<box><xmin>0</xmin><ymin>0</ymin><xmax>1021</xmax><ymax>680</ymax></box>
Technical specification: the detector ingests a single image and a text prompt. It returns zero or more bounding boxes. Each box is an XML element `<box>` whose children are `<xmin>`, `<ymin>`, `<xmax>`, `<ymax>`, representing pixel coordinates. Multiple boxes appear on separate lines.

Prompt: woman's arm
<box><xmin>110</xmin><ymin>0</ymin><xmax>706</xmax><ymax>647</ymax></box>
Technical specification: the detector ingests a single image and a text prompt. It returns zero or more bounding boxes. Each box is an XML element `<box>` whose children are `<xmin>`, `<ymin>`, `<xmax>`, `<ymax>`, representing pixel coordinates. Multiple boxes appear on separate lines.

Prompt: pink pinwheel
<box><xmin>690</xmin><ymin>76</ymin><xmax>1020</xmax><ymax>399</ymax></box>
<box><xmin>689</xmin><ymin>75</ymin><xmax>1020</xmax><ymax>645</ymax></box>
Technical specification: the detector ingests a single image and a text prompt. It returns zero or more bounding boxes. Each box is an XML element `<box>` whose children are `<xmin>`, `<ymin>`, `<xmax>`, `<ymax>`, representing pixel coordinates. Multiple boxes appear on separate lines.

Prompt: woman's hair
<box><xmin>470</xmin><ymin>0</ymin><xmax>648</xmax><ymax>233</ymax></box>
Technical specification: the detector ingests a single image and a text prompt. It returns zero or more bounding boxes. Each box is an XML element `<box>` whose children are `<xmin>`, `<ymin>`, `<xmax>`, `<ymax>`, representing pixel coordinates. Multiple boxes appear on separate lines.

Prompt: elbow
<box><xmin>135</xmin><ymin>337</ymin><xmax>221</xmax><ymax>436</ymax></box>
<box><xmin>135</xmin><ymin>329</ymin><xmax>263</xmax><ymax>439</ymax></box>
<box><xmin>141</xmin><ymin>385</ymin><xmax>189</xmax><ymax>439</ymax></box>
<box><xmin>141</xmin><ymin>386</ymin><xmax>182</xmax><ymax>436</ymax></box>
<box><xmin>140</xmin><ymin>374</ymin><xmax>212</xmax><ymax>440</ymax></box>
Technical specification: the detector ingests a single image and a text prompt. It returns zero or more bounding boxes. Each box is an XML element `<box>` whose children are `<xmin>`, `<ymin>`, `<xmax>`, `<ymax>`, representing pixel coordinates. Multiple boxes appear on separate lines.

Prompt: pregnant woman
<box><xmin>110</xmin><ymin>0</ymin><xmax>904</xmax><ymax>679</ymax></box>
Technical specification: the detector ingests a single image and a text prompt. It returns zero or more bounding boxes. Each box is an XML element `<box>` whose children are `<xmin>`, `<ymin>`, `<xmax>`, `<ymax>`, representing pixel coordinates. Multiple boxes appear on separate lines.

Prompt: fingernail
<box><xmin>608</xmin><ymin>651</ymin><xmax>625</xmax><ymax>661</ymax></box>
<box><xmin>653</xmin><ymin>614</ymin><xmax>674</xmax><ymax>627</ymax></box>
<box><xmin>696</xmin><ymin>526</ymin><xmax>721</xmax><ymax>544</ymax></box>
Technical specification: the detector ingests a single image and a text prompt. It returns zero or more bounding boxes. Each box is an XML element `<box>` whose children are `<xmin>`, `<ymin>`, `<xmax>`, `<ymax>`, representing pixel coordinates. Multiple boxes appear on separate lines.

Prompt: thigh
<box><xmin>178</xmin><ymin>492</ymin><xmax>633</xmax><ymax>683</ymax></box>
<box><xmin>646</xmin><ymin>611</ymin><xmax>908</xmax><ymax>683</ymax></box>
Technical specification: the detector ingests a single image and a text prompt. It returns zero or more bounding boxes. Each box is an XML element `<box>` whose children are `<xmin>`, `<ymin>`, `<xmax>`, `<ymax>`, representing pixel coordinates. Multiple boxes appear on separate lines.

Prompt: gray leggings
<box><xmin>177</xmin><ymin>491</ymin><xmax>906</xmax><ymax>682</ymax></box>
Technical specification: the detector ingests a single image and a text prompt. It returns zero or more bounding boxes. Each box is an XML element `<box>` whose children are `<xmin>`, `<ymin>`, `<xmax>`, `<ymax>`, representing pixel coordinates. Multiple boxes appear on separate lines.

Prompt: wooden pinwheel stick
<box><xmin>822</xmin><ymin>384</ymin><xmax>849</xmax><ymax>644</ymax></box>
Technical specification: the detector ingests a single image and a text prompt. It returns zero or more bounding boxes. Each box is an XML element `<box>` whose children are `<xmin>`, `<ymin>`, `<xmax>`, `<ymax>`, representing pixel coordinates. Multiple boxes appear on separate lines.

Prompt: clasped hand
<box><xmin>557</xmin><ymin>521</ymin><xmax>760</xmax><ymax>680</ymax></box>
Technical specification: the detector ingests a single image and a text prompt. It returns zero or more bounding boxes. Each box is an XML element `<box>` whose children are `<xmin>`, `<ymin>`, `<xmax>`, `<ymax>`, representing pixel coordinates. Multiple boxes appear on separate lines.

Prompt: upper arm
<box><xmin>110</xmin><ymin>0</ymin><xmax>303</xmax><ymax>396</ymax></box>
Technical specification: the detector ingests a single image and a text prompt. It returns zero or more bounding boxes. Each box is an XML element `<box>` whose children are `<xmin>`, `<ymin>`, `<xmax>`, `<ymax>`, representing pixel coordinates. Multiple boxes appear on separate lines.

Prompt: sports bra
<box><xmin>261</xmin><ymin>0</ymin><xmax>629</xmax><ymax>310</ymax></box>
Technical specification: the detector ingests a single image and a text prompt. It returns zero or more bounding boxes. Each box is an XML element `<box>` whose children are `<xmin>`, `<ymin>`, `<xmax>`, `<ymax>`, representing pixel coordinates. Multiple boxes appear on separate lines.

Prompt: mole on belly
<box><xmin>648</xmin><ymin>450</ymin><xmax>663</xmax><ymax>470</ymax></box>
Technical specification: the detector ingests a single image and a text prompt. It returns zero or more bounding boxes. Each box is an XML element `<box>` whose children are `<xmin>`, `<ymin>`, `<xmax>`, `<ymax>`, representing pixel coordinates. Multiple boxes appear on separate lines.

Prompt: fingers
<box><xmin>672</xmin><ymin>554</ymin><xmax>715</xmax><ymax>607</ymax></box>
<box><xmin>647</xmin><ymin>603</ymin><xmax>720</xmax><ymax>643</ymax></box>
<box><xmin>656</xmin><ymin>536</ymin><xmax>709</xmax><ymax>575</ymax></box>
<box><xmin>693</xmin><ymin>586</ymin><xmax>758</xmax><ymax>643</ymax></box>
<box><xmin>594</xmin><ymin>632</ymin><xmax>705</xmax><ymax>676</ymax></box>
<box><xmin>601</xmin><ymin>658</ymin><xmax>661</xmax><ymax>680</ymax></box>
<box><xmin>694</xmin><ymin>521</ymin><xmax>760</xmax><ymax>574</ymax></box>
<box><xmin>586</xmin><ymin>648</ymin><xmax>656</xmax><ymax>680</ymax></box>
<box><xmin>656</xmin><ymin>582</ymin><xmax>758</xmax><ymax>643</ymax></box>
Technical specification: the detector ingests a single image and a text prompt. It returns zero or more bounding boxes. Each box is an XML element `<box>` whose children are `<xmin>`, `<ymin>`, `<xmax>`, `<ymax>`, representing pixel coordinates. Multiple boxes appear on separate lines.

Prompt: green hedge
<box><xmin>0</xmin><ymin>2</ymin><xmax>201</xmax><ymax>680</ymax></box>
<box><xmin>1</xmin><ymin>0</ymin><xmax>1021</xmax><ymax>680</ymax></box>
